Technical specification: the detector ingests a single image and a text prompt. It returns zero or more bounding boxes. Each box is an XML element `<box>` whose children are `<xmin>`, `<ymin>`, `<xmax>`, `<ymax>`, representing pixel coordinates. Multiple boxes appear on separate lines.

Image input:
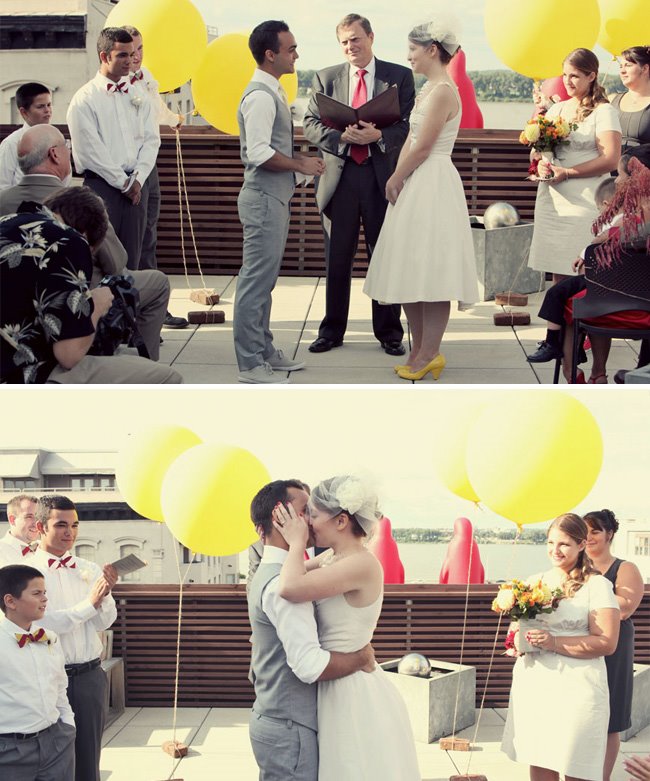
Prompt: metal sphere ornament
<box><xmin>483</xmin><ymin>202</ymin><xmax>520</xmax><ymax>229</ymax></box>
<box><xmin>397</xmin><ymin>653</ymin><xmax>431</xmax><ymax>677</ymax></box>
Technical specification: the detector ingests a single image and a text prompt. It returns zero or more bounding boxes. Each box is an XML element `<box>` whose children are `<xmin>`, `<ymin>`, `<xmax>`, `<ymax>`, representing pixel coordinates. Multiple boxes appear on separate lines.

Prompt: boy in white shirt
<box><xmin>0</xmin><ymin>564</ymin><xmax>75</xmax><ymax>781</ymax></box>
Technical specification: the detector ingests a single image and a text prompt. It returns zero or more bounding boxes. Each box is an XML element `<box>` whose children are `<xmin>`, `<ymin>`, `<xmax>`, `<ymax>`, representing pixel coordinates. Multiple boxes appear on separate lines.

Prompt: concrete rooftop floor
<box><xmin>100</xmin><ymin>705</ymin><xmax>650</xmax><ymax>780</ymax></box>
<box><xmin>160</xmin><ymin>275</ymin><xmax>644</xmax><ymax>384</ymax></box>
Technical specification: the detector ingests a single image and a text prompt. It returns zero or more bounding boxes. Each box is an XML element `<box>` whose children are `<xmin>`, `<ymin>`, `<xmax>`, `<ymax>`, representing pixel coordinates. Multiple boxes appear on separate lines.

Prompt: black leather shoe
<box><xmin>164</xmin><ymin>312</ymin><xmax>189</xmax><ymax>329</ymax></box>
<box><xmin>614</xmin><ymin>369</ymin><xmax>629</xmax><ymax>385</ymax></box>
<box><xmin>526</xmin><ymin>340</ymin><xmax>563</xmax><ymax>363</ymax></box>
<box><xmin>381</xmin><ymin>340</ymin><xmax>406</xmax><ymax>356</ymax></box>
<box><xmin>309</xmin><ymin>337</ymin><xmax>343</xmax><ymax>353</ymax></box>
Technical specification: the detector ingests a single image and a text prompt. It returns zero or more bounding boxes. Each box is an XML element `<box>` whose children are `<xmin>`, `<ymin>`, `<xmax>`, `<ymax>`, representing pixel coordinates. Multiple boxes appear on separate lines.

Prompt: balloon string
<box><xmin>451</xmin><ymin>529</ymin><xmax>474</xmax><ymax>738</ymax></box>
<box><xmin>166</xmin><ymin>542</ymin><xmax>196</xmax><ymax>781</ymax></box>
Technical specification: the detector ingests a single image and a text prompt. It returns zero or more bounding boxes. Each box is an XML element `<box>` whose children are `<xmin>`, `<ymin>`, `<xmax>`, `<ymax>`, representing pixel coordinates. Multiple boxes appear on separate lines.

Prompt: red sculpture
<box><xmin>369</xmin><ymin>516</ymin><xmax>405</xmax><ymax>584</ymax></box>
<box><xmin>532</xmin><ymin>76</ymin><xmax>570</xmax><ymax>116</ymax></box>
<box><xmin>439</xmin><ymin>517</ymin><xmax>485</xmax><ymax>584</ymax></box>
<box><xmin>448</xmin><ymin>50</ymin><xmax>484</xmax><ymax>129</ymax></box>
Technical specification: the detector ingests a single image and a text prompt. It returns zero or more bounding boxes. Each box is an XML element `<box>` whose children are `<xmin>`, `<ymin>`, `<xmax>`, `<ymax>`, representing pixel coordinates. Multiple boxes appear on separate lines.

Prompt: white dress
<box><xmin>316</xmin><ymin>592</ymin><xmax>421</xmax><ymax>780</ymax></box>
<box><xmin>501</xmin><ymin>572</ymin><xmax>619</xmax><ymax>780</ymax></box>
<box><xmin>363</xmin><ymin>82</ymin><xmax>479</xmax><ymax>303</ymax></box>
<box><xmin>528</xmin><ymin>101</ymin><xmax>621</xmax><ymax>274</ymax></box>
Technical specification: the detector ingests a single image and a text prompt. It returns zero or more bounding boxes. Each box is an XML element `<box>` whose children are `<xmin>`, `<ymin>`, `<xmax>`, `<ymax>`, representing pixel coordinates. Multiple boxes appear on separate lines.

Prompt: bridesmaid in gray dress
<box><xmin>585</xmin><ymin>509</ymin><xmax>645</xmax><ymax>781</ymax></box>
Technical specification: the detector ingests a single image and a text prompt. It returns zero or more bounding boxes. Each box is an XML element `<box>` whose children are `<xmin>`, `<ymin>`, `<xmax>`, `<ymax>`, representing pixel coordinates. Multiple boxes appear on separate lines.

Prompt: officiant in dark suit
<box><xmin>303</xmin><ymin>13</ymin><xmax>415</xmax><ymax>356</ymax></box>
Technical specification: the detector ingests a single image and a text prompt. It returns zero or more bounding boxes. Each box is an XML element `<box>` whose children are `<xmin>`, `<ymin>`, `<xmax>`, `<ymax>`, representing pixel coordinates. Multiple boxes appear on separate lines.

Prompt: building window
<box><xmin>181</xmin><ymin>546</ymin><xmax>202</xmax><ymax>564</ymax></box>
<box><xmin>76</xmin><ymin>544</ymin><xmax>96</xmax><ymax>563</ymax></box>
<box><xmin>119</xmin><ymin>543</ymin><xmax>142</xmax><ymax>582</ymax></box>
<box><xmin>3</xmin><ymin>478</ymin><xmax>36</xmax><ymax>491</ymax></box>
<box><xmin>634</xmin><ymin>534</ymin><xmax>650</xmax><ymax>557</ymax></box>
<box><xmin>70</xmin><ymin>475</ymin><xmax>115</xmax><ymax>491</ymax></box>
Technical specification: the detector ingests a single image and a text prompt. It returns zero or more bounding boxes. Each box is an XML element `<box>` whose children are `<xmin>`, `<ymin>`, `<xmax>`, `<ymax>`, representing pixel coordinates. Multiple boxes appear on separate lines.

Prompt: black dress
<box><xmin>604</xmin><ymin>558</ymin><xmax>635</xmax><ymax>733</ymax></box>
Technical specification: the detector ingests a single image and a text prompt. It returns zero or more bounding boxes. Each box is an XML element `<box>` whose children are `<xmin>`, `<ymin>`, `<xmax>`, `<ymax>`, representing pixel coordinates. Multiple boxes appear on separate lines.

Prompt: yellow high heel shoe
<box><xmin>393</xmin><ymin>364</ymin><xmax>410</xmax><ymax>373</ymax></box>
<box><xmin>397</xmin><ymin>354</ymin><xmax>446</xmax><ymax>381</ymax></box>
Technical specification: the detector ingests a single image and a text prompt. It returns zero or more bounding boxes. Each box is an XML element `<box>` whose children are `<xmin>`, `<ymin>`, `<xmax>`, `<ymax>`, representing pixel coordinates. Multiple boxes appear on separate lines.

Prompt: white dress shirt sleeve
<box><xmin>37</xmin><ymin>595</ymin><xmax>98</xmax><ymax>634</ymax></box>
<box><xmin>134</xmin><ymin>98</ymin><xmax>161</xmax><ymax>186</ymax></box>
<box><xmin>67</xmin><ymin>96</ymin><xmax>130</xmax><ymax>190</ymax></box>
<box><xmin>91</xmin><ymin>591</ymin><xmax>117</xmax><ymax>630</ymax></box>
<box><xmin>240</xmin><ymin>91</ymin><xmax>278</xmax><ymax>168</ymax></box>
<box><xmin>53</xmin><ymin>638</ymin><xmax>76</xmax><ymax>726</ymax></box>
<box><xmin>0</xmin><ymin>128</ymin><xmax>23</xmax><ymax>190</ymax></box>
<box><xmin>140</xmin><ymin>68</ymin><xmax>181</xmax><ymax>128</ymax></box>
<box><xmin>262</xmin><ymin>576</ymin><xmax>330</xmax><ymax>684</ymax></box>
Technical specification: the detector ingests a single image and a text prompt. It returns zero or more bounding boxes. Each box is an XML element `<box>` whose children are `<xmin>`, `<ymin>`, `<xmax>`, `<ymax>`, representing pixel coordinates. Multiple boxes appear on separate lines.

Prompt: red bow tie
<box><xmin>48</xmin><ymin>556</ymin><xmax>76</xmax><ymax>569</ymax></box>
<box><xmin>15</xmin><ymin>628</ymin><xmax>48</xmax><ymax>648</ymax></box>
<box><xmin>107</xmin><ymin>80</ymin><xmax>129</xmax><ymax>94</ymax></box>
<box><xmin>22</xmin><ymin>544</ymin><xmax>36</xmax><ymax>556</ymax></box>
<box><xmin>130</xmin><ymin>70</ymin><xmax>144</xmax><ymax>84</ymax></box>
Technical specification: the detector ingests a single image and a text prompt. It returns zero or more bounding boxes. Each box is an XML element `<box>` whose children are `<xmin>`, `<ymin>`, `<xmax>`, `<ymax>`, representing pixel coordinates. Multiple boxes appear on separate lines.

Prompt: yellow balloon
<box><xmin>116</xmin><ymin>426</ymin><xmax>202</xmax><ymax>522</ymax></box>
<box><xmin>466</xmin><ymin>393</ymin><xmax>603</xmax><ymax>526</ymax></box>
<box><xmin>484</xmin><ymin>0</ymin><xmax>600</xmax><ymax>80</ymax></box>
<box><xmin>432</xmin><ymin>405</ymin><xmax>484</xmax><ymax>503</ymax></box>
<box><xmin>161</xmin><ymin>443</ymin><xmax>271</xmax><ymax>556</ymax></box>
<box><xmin>597</xmin><ymin>0</ymin><xmax>649</xmax><ymax>56</ymax></box>
<box><xmin>191</xmin><ymin>34</ymin><xmax>298</xmax><ymax>135</ymax></box>
<box><xmin>106</xmin><ymin>0</ymin><xmax>207</xmax><ymax>93</ymax></box>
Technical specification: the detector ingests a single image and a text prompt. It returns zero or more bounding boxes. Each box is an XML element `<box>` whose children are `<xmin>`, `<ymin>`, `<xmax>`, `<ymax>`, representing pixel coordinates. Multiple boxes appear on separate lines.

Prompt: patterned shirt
<box><xmin>0</xmin><ymin>203</ymin><xmax>96</xmax><ymax>383</ymax></box>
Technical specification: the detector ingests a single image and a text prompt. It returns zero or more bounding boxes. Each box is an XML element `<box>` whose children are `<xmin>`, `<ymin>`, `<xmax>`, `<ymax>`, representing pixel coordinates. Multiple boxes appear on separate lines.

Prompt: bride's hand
<box><xmin>526</xmin><ymin>629</ymin><xmax>554</xmax><ymax>651</ymax></box>
<box><xmin>272</xmin><ymin>503</ymin><xmax>309</xmax><ymax>548</ymax></box>
<box><xmin>385</xmin><ymin>176</ymin><xmax>404</xmax><ymax>205</ymax></box>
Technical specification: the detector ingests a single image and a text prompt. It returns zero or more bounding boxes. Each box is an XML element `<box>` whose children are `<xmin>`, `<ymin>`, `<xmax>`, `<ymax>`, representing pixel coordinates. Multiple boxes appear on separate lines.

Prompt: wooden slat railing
<box><xmin>111</xmin><ymin>583</ymin><xmax>650</xmax><ymax>709</ymax></box>
<box><xmin>0</xmin><ymin>125</ymin><xmax>537</xmax><ymax>278</ymax></box>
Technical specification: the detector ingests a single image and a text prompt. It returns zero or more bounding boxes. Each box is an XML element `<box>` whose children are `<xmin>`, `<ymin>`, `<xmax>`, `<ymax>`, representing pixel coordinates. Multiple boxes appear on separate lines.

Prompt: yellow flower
<box><xmin>554</xmin><ymin>118</ymin><xmax>571</xmax><ymax>138</ymax></box>
<box><xmin>523</xmin><ymin>123</ymin><xmax>541</xmax><ymax>143</ymax></box>
<box><xmin>495</xmin><ymin>588</ymin><xmax>516</xmax><ymax>611</ymax></box>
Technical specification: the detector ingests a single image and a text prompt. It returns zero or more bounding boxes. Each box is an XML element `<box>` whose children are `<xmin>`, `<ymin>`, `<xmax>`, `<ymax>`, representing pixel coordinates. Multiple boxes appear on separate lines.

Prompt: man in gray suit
<box><xmin>234</xmin><ymin>21</ymin><xmax>325</xmax><ymax>383</ymax></box>
<box><xmin>303</xmin><ymin>14</ymin><xmax>415</xmax><ymax>356</ymax></box>
<box><xmin>248</xmin><ymin>480</ymin><xmax>375</xmax><ymax>780</ymax></box>
<box><xmin>0</xmin><ymin>124</ymin><xmax>170</xmax><ymax>362</ymax></box>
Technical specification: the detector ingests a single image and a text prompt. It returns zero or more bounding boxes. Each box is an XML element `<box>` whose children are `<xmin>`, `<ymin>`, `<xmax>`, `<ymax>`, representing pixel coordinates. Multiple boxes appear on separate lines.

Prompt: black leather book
<box><xmin>315</xmin><ymin>85</ymin><xmax>401</xmax><ymax>131</ymax></box>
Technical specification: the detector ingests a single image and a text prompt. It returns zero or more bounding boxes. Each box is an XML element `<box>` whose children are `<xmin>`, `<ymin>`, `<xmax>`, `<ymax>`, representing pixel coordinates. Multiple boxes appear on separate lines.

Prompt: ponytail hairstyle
<box><xmin>548</xmin><ymin>513</ymin><xmax>599</xmax><ymax>597</ymax></box>
<box><xmin>564</xmin><ymin>48</ymin><xmax>609</xmax><ymax>121</ymax></box>
<box><xmin>584</xmin><ymin>508</ymin><xmax>619</xmax><ymax>543</ymax></box>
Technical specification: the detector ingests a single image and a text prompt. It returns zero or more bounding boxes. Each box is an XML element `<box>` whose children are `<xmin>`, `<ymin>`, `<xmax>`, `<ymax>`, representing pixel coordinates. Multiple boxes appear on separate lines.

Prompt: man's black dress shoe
<box><xmin>614</xmin><ymin>369</ymin><xmax>629</xmax><ymax>384</ymax></box>
<box><xmin>526</xmin><ymin>340</ymin><xmax>563</xmax><ymax>363</ymax></box>
<box><xmin>164</xmin><ymin>312</ymin><xmax>189</xmax><ymax>329</ymax></box>
<box><xmin>309</xmin><ymin>337</ymin><xmax>343</xmax><ymax>353</ymax></box>
<box><xmin>381</xmin><ymin>341</ymin><xmax>406</xmax><ymax>356</ymax></box>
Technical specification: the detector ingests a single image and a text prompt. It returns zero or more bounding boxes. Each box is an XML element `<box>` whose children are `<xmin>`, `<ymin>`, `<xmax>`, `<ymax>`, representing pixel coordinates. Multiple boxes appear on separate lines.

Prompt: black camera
<box><xmin>88</xmin><ymin>275</ymin><xmax>149</xmax><ymax>358</ymax></box>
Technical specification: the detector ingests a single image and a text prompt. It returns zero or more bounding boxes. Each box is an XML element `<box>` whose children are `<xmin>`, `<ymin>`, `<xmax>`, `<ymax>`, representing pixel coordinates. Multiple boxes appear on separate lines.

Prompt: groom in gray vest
<box><xmin>247</xmin><ymin>479</ymin><xmax>375</xmax><ymax>780</ymax></box>
<box><xmin>235</xmin><ymin>21</ymin><xmax>326</xmax><ymax>383</ymax></box>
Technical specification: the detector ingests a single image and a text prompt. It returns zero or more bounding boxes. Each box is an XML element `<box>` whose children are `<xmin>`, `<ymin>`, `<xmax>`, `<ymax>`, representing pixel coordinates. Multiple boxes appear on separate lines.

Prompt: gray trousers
<box><xmin>47</xmin><ymin>353</ymin><xmax>182</xmax><ymax>384</ymax></box>
<box><xmin>84</xmin><ymin>174</ymin><xmax>149</xmax><ymax>271</ymax></box>
<box><xmin>249</xmin><ymin>712</ymin><xmax>317</xmax><ymax>781</ymax></box>
<box><xmin>233</xmin><ymin>187</ymin><xmax>290</xmax><ymax>371</ymax></box>
<box><xmin>129</xmin><ymin>268</ymin><xmax>169</xmax><ymax>361</ymax></box>
<box><xmin>139</xmin><ymin>166</ymin><xmax>160</xmax><ymax>270</ymax></box>
<box><xmin>0</xmin><ymin>719</ymin><xmax>75</xmax><ymax>780</ymax></box>
<box><xmin>66</xmin><ymin>665</ymin><xmax>107</xmax><ymax>781</ymax></box>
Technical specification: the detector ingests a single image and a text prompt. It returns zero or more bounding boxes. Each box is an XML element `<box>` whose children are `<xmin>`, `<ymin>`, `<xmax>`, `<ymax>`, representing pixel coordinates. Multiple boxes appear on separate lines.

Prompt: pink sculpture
<box><xmin>532</xmin><ymin>76</ymin><xmax>571</xmax><ymax>116</ymax></box>
<box><xmin>448</xmin><ymin>50</ymin><xmax>484</xmax><ymax>129</ymax></box>
<box><xmin>439</xmin><ymin>517</ymin><xmax>485</xmax><ymax>584</ymax></box>
<box><xmin>369</xmin><ymin>516</ymin><xmax>405</xmax><ymax>584</ymax></box>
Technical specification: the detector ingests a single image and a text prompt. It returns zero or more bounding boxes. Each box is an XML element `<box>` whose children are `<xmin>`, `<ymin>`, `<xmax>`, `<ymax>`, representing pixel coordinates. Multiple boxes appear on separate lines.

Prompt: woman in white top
<box><xmin>501</xmin><ymin>513</ymin><xmax>621</xmax><ymax>781</ymax></box>
<box><xmin>528</xmin><ymin>48</ymin><xmax>621</xmax><ymax>282</ymax></box>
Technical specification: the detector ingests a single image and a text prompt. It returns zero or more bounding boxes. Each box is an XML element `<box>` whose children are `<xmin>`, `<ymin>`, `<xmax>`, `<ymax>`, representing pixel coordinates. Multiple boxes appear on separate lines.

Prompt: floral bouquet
<box><xmin>492</xmin><ymin>579</ymin><xmax>563</xmax><ymax>654</ymax></box>
<box><xmin>519</xmin><ymin>115</ymin><xmax>577</xmax><ymax>180</ymax></box>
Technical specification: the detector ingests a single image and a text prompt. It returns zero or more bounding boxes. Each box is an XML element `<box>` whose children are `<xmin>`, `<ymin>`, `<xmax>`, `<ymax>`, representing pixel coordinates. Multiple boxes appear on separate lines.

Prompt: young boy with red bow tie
<box><xmin>0</xmin><ymin>564</ymin><xmax>75</xmax><ymax>780</ymax></box>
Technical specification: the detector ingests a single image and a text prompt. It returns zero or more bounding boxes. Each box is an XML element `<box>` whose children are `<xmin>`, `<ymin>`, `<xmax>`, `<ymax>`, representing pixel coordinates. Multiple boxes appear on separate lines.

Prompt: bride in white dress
<box><xmin>273</xmin><ymin>476</ymin><xmax>420</xmax><ymax>781</ymax></box>
<box><xmin>501</xmin><ymin>513</ymin><xmax>620</xmax><ymax>781</ymax></box>
<box><xmin>363</xmin><ymin>17</ymin><xmax>478</xmax><ymax>382</ymax></box>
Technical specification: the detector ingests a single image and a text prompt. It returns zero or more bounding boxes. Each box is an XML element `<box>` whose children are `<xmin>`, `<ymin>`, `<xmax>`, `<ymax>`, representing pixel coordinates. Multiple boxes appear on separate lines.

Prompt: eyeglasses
<box><xmin>51</xmin><ymin>139</ymin><xmax>72</xmax><ymax>152</ymax></box>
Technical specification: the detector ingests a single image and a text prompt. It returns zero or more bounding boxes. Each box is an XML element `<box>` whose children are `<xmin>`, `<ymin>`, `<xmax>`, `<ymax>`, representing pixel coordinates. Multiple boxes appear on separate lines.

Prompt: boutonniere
<box><xmin>78</xmin><ymin>566</ymin><xmax>93</xmax><ymax>583</ymax></box>
<box><xmin>130</xmin><ymin>95</ymin><xmax>143</xmax><ymax>111</ymax></box>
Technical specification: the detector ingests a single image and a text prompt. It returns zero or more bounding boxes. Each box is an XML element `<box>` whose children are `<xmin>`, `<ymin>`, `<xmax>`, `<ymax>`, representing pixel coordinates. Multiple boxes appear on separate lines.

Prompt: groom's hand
<box><xmin>358</xmin><ymin>643</ymin><xmax>376</xmax><ymax>673</ymax></box>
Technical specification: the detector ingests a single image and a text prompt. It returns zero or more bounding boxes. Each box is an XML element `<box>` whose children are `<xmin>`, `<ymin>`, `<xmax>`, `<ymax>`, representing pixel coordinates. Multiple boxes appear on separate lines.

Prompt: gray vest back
<box><xmin>238</xmin><ymin>82</ymin><xmax>295</xmax><ymax>205</ymax></box>
<box><xmin>247</xmin><ymin>561</ymin><xmax>318</xmax><ymax>730</ymax></box>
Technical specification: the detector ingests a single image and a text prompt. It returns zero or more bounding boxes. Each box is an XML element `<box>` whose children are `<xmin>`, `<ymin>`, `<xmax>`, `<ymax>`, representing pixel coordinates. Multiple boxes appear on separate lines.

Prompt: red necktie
<box><xmin>130</xmin><ymin>70</ymin><xmax>144</xmax><ymax>85</ymax></box>
<box><xmin>16</xmin><ymin>628</ymin><xmax>48</xmax><ymax>648</ymax></box>
<box><xmin>350</xmin><ymin>69</ymin><xmax>369</xmax><ymax>165</ymax></box>
<box><xmin>107</xmin><ymin>80</ymin><xmax>129</xmax><ymax>94</ymax></box>
<box><xmin>48</xmin><ymin>556</ymin><xmax>76</xmax><ymax>569</ymax></box>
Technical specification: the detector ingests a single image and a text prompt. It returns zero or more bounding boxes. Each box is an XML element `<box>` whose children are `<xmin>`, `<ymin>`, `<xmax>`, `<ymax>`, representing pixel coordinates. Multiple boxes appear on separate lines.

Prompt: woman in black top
<box><xmin>584</xmin><ymin>509</ymin><xmax>645</xmax><ymax>781</ymax></box>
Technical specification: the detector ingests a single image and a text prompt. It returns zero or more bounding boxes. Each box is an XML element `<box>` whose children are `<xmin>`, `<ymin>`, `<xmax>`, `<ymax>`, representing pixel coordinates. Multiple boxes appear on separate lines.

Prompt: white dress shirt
<box><xmin>240</xmin><ymin>69</ymin><xmax>292</xmax><ymax>168</ymax></box>
<box><xmin>130</xmin><ymin>66</ymin><xmax>181</xmax><ymax>130</ymax></box>
<box><xmin>0</xmin><ymin>617</ymin><xmax>74</xmax><ymax>733</ymax></box>
<box><xmin>0</xmin><ymin>124</ymin><xmax>27</xmax><ymax>190</ymax></box>
<box><xmin>66</xmin><ymin>71</ymin><xmax>160</xmax><ymax>191</ymax></box>
<box><xmin>259</xmin><ymin>546</ymin><xmax>329</xmax><ymax>684</ymax></box>
<box><xmin>347</xmin><ymin>58</ymin><xmax>376</xmax><ymax>104</ymax></box>
<box><xmin>31</xmin><ymin>549</ymin><xmax>117</xmax><ymax>664</ymax></box>
<box><xmin>0</xmin><ymin>530</ymin><xmax>38</xmax><ymax>567</ymax></box>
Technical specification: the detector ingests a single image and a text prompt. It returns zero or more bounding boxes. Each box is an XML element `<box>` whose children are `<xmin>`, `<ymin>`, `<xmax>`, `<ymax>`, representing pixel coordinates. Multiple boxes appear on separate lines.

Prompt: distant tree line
<box><xmin>297</xmin><ymin>70</ymin><xmax>624</xmax><ymax>102</ymax></box>
<box><xmin>393</xmin><ymin>527</ymin><xmax>550</xmax><ymax>544</ymax></box>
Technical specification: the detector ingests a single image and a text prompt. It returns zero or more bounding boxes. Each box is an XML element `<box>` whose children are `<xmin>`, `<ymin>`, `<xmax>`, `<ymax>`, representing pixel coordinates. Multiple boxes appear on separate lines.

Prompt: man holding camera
<box><xmin>0</xmin><ymin>124</ymin><xmax>170</xmax><ymax>361</ymax></box>
<box><xmin>0</xmin><ymin>186</ymin><xmax>182</xmax><ymax>383</ymax></box>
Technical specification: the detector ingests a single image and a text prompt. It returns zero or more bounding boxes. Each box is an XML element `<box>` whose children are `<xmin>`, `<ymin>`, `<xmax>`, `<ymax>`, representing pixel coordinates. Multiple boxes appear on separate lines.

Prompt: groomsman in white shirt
<box><xmin>0</xmin><ymin>564</ymin><xmax>76</xmax><ymax>781</ymax></box>
<box><xmin>0</xmin><ymin>82</ymin><xmax>52</xmax><ymax>190</ymax></box>
<box><xmin>0</xmin><ymin>494</ymin><xmax>39</xmax><ymax>567</ymax></box>
<box><xmin>67</xmin><ymin>27</ymin><xmax>160</xmax><ymax>271</ymax></box>
<box><xmin>32</xmin><ymin>496</ymin><xmax>118</xmax><ymax>781</ymax></box>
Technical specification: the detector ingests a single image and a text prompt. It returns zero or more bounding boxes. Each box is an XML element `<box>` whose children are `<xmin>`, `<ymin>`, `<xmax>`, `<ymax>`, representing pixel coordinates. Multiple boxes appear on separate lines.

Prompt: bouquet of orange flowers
<box><xmin>491</xmin><ymin>578</ymin><xmax>563</xmax><ymax>621</ymax></box>
<box><xmin>519</xmin><ymin>115</ymin><xmax>577</xmax><ymax>179</ymax></box>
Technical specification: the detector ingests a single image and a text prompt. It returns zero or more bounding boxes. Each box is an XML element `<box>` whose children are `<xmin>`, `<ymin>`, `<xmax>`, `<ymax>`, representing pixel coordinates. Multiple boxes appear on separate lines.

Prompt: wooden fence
<box><xmin>111</xmin><ymin>583</ymin><xmax>650</xmax><ymax>709</ymax></box>
<box><xmin>0</xmin><ymin>125</ymin><xmax>537</xmax><ymax>278</ymax></box>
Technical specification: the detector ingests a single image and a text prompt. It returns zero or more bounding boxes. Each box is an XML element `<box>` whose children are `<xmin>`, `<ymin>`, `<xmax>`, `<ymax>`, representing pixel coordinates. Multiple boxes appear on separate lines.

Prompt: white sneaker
<box><xmin>267</xmin><ymin>349</ymin><xmax>305</xmax><ymax>372</ymax></box>
<box><xmin>238</xmin><ymin>362</ymin><xmax>289</xmax><ymax>384</ymax></box>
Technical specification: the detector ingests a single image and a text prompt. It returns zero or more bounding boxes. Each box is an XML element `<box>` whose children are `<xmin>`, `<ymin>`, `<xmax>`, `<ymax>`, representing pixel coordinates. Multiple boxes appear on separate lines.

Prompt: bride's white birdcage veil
<box><xmin>408</xmin><ymin>11</ymin><xmax>462</xmax><ymax>56</ymax></box>
<box><xmin>310</xmin><ymin>476</ymin><xmax>380</xmax><ymax>536</ymax></box>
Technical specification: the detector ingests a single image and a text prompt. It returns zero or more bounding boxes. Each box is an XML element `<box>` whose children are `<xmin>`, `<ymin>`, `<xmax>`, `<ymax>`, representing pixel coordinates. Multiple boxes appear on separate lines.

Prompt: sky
<box><xmin>192</xmin><ymin>0</ymin><xmax>616</xmax><ymax>74</ymax></box>
<box><xmin>2</xmin><ymin>387</ymin><xmax>648</xmax><ymax>531</ymax></box>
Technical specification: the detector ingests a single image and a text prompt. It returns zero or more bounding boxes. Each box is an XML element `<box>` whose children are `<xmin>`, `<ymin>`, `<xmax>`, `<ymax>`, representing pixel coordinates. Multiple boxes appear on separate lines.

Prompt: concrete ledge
<box><xmin>621</xmin><ymin>663</ymin><xmax>650</xmax><ymax>741</ymax></box>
